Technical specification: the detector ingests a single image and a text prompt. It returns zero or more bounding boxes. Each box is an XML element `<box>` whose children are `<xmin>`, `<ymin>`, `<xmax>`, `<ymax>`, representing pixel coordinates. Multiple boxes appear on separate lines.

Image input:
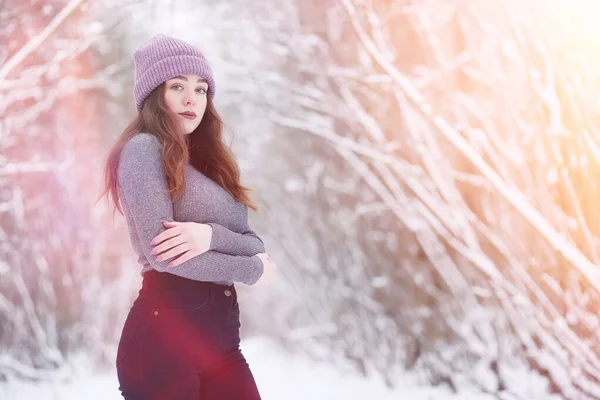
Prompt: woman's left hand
<box><xmin>149</xmin><ymin>220</ymin><xmax>212</xmax><ymax>267</ymax></box>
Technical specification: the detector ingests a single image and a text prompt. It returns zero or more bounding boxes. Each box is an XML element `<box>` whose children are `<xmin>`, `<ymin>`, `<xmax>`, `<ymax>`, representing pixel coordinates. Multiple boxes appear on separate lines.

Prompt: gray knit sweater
<box><xmin>117</xmin><ymin>133</ymin><xmax>265</xmax><ymax>285</ymax></box>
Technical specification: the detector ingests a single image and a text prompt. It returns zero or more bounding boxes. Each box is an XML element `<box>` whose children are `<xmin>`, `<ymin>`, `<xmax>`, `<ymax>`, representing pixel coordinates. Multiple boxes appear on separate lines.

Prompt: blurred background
<box><xmin>2</xmin><ymin>0</ymin><xmax>600</xmax><ymax>399</ymax></box>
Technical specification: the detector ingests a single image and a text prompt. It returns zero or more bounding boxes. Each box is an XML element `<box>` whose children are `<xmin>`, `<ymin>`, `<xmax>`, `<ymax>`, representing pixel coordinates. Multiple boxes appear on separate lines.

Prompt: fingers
<box><xmin>150</xmin><ymin>234</ymin><xmax>185</xmax><ymax>256</ymax></box>
<box><xmin>150</xmin><ymin>221</ymin><xmax>181</xmax><ymax>246</ymax></box>
<box><xmin>154</xmin><ymin>242</ymin><xmax>190</xmax><ymax>263</ymax></box>
<box><xmin>167</xmin><ymin>250</ymin><xmax>195</xmax><ymax>267</ymax></box>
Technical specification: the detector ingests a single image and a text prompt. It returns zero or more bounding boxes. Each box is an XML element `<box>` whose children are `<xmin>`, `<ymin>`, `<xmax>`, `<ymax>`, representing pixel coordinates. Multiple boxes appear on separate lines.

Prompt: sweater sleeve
<box><xmin>207</xmin><ymin>216</ymin><xmax>266</xmax><ymax>257</ymax></box>
<box><xmin>117</xmin><ymin>133</ymin><xmax>264</xmax><ymax>285</ymax></box>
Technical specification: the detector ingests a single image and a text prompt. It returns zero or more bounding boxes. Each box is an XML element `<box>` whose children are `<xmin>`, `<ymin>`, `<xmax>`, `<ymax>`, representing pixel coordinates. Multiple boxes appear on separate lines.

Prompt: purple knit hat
<box><xmin>133</xmin><ymin>34</ymin><xmax>216</xmax><ymax>112</ymax></box>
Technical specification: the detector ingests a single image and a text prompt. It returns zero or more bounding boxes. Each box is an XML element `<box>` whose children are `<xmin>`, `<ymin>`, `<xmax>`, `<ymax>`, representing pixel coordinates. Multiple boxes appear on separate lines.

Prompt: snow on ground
<box><xmin>1</xmin><ymin>336</ymin><xmax>521</xmax><ymax>400</ymax></box>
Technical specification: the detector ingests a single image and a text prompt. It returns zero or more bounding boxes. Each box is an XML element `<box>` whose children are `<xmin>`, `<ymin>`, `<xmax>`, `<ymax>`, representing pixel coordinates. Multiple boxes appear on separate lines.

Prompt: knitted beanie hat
<box><xmin>133</xmin><ymin>34</ymin><xmax>216</xmax><ymax>112</ymax></box>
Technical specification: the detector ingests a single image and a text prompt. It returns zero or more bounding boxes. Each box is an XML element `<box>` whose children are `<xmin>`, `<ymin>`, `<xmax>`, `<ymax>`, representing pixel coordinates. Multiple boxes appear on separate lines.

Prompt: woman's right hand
<box><xmin>254</xmin><ymin>253</ymin><xmax>277</xmax><ymax>289</ymax></box>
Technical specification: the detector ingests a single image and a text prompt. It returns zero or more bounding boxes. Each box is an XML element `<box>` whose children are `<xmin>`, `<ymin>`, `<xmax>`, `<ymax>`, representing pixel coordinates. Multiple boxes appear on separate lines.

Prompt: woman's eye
<box><xmin>171</xmin><ymin>84</ymin><xmax>182</xmax><ymax>90</ymax></box>
<box><xmin>196</xmin><ymin>87</ymin><xmax>207</xmax><ymax>94</ymax></box>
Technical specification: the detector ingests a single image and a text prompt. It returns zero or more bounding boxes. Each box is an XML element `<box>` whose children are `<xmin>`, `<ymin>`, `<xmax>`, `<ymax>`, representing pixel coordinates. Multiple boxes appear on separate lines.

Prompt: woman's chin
<box><xmin>183</xmin><ymin>122</ymin><xmax>200</xmax><ymax>134</ymax></box>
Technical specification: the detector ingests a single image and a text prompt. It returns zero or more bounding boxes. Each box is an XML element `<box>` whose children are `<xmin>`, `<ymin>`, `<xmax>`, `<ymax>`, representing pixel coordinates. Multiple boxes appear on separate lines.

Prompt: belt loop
<box><xmin>209</xmin><ymin>284</ymin><xmax>217</xmax><ymax>306</ymax></box>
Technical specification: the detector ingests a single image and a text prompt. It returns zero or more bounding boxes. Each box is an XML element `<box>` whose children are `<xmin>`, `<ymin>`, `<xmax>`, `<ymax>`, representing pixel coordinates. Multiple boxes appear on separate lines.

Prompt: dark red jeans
<box><xmin>116</xmin><ymin>269</ymin><xmax>261</xmax><ymax>399</ymax></box>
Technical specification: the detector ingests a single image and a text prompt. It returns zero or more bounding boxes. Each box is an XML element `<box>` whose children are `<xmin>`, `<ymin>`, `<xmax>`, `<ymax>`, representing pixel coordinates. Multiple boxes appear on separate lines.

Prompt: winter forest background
<box><xmin>2</xmin><ymin>0</ymin><xmax>600</xmax><ymax>399</ymax></box>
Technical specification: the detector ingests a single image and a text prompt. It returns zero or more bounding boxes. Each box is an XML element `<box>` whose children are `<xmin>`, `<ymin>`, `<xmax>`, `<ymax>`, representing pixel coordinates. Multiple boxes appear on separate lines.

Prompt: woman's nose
<box><xmin>183</xmin><ymin>92</ymin><xmax>194</xmax><ymax>106</ymax></box>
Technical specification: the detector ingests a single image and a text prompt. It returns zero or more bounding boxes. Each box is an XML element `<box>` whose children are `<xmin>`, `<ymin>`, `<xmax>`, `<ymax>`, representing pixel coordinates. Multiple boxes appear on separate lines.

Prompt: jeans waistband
<box><xmin>140</xmin><ymin>269</ymin><xmax>234</xmax><ymax>292</ymax></box>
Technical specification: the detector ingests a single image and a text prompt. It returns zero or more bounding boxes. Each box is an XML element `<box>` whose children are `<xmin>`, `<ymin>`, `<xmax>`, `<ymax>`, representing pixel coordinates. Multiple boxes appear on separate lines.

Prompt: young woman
<box><xmin>100</xmin><ymin>34</ymin><xmax>276</xmax><ymax>399</ymax></box>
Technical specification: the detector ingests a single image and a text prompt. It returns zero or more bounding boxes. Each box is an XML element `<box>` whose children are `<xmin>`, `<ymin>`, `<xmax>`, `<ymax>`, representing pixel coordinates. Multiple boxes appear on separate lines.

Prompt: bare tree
<box><xmin>243</xmin><ymin>0</ymin><xmax>600</xmax><ymax>398</ymax></box>
<box><xmin>5</xmin><ymin>1</ymin><xmax>600</xmax><ymax>398</ymax></box>
<box><xmin>0</xmin><ymin>0</ymin><xmax>146</xmax><ymax>380</ymax></box>
<box><xmin>212</xmin><ymin>0</ymin><xmax>600</xmax><ymax>398</ymax></box>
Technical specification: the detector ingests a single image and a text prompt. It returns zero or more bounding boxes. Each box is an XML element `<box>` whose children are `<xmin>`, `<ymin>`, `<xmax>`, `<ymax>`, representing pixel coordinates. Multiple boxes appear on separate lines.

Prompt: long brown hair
<box><xmin>98</xmin><ymin>83</ymin><xmax>258</xmax><ymax>217</ymax></box>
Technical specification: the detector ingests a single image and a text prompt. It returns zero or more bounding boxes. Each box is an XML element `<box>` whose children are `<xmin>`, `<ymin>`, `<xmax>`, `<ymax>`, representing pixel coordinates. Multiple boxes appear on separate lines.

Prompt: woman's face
<box><xmin>163</xmin><ymin>74</ymin><xmax>209</xmax><ymax>135</ymax></box>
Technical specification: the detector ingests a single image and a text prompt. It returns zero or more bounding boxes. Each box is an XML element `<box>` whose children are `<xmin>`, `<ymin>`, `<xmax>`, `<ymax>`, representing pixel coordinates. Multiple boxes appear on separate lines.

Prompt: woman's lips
<box><xmin>179</xmin><ymin>112</ymin><xmax>196</xmax><ymax>120</ymax></box>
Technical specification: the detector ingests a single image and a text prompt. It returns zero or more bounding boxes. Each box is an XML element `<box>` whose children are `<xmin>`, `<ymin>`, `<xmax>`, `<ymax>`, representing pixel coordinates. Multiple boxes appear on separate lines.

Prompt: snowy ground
<box><xmin>1</xmin><ymin>336</ymin><xmax>520</xmax><ymax>400</ymax></box>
